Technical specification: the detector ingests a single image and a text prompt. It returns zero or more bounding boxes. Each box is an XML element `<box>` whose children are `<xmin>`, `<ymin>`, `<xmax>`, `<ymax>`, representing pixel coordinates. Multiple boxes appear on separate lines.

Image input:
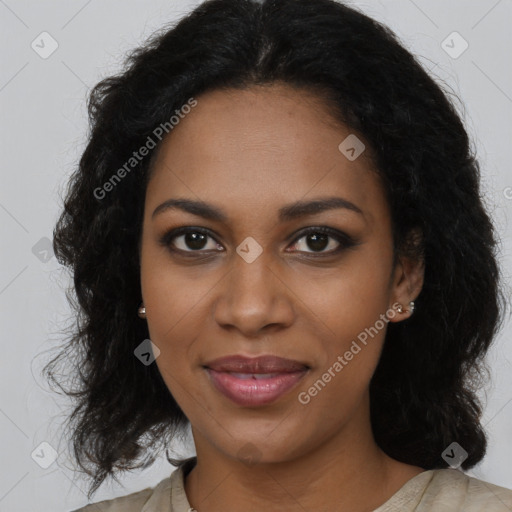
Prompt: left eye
<box><xmin>287</xmin><ymin>230</ymin><xmax>344</xmax><ymax>253</ymax></box>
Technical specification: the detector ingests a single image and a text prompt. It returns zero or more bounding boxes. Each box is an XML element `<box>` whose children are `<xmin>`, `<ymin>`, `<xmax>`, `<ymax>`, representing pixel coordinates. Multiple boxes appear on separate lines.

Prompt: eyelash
<box><xmin>158</xmin><ymin>226</ymin><xmax>358</xmax><ymax>258</ymax></box>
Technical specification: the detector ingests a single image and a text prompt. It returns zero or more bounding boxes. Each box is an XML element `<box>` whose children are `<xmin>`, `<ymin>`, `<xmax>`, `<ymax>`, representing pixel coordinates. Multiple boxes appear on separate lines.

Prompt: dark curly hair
<box><xmin>44</xmin><ymin>0</ymin><xmax>505</xmax><ymax>499</ymax></box>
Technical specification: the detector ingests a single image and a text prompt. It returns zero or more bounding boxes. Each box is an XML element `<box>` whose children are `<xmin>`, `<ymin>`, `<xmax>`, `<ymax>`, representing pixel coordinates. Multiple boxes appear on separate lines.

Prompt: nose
<box><xmin>213</xmin><ymin>249</ymin><xmax>295</xmax><ymax>338</ymax></box>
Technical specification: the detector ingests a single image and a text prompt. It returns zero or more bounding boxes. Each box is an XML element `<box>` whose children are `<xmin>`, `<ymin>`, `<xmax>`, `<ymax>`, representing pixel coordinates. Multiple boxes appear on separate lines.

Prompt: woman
<box><xmin>47</xmin><ymin>0</ymin><xmax>512</xmax><ymax>510</ymax></box>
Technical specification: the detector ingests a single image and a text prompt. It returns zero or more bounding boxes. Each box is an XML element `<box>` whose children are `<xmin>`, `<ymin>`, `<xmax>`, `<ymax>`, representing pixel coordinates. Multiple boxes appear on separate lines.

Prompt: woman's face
<box><xmin>140</xmin><ymin>83</ymin><xmax>422</xmax><ymax>464</ymax></box>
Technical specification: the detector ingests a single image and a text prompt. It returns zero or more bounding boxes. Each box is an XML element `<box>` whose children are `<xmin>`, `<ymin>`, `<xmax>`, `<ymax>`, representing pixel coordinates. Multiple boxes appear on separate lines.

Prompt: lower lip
<box><xmin>205</xmin><ymin>368</ymin><xmax>308</xmax><ymax>407</ymax></box>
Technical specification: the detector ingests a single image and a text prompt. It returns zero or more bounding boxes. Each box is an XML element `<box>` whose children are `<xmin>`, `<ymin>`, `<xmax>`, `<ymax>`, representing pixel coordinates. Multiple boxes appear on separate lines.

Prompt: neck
<box><xmin>184</xmin><ymin>395</ymin><xmax>424</xmax><ymax>512</ymax></box>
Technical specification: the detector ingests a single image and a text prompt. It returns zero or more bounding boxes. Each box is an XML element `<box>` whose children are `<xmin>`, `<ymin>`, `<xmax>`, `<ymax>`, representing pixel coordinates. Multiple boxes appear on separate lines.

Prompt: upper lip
<box><xmin>204</xmin><ymin>355</ymin><xmax>309</xmax><ymax>373</ymax></box>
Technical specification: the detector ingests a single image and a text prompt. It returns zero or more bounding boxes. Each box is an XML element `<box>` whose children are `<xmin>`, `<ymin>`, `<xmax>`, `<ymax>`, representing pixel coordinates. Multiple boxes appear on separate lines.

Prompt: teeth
<box><xmin>230</xmin><ymin>372</ymin><xmax>280</xmax><ymax>380</ymax></box>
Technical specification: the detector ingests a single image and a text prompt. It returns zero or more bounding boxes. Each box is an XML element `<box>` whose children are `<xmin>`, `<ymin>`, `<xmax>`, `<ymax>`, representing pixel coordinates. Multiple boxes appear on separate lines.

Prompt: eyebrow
<box><xmin>152</xmin><ymin>197</ymin><xmax>364</xmax><ymax>222</ymax></box>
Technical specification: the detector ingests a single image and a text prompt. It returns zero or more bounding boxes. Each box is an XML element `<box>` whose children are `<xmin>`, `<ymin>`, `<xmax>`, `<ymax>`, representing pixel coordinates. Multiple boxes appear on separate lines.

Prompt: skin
<box><xmin>139</xmin><ymin>82</ymin><xmax>425</xmax><ymax>512</ymax></box>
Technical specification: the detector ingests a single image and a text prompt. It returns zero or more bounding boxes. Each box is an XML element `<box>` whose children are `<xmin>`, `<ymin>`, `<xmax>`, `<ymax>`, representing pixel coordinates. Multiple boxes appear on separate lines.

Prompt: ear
<box><xmin>388</xmin><ymin>229</ymin><xmax>424</xmax><ymax>323</ymax></box>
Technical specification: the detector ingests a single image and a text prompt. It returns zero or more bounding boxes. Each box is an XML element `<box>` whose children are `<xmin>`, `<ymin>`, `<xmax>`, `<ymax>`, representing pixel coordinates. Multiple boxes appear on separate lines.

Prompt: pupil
<box><xmin>308</xmin><ymin>233</ymin><xmax>328</xmax><ymax>251</ymax></box>
<box><xmin>186</xmin><ymin>232</ymin><xmax>207</xmax><ymax>250</ymax></box>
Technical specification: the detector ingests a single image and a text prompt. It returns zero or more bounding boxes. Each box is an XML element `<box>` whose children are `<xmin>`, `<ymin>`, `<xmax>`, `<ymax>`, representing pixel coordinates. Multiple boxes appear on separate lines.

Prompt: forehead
<box><xmin>145</xmin><ymin>84</ymin><xmax>386</xmax><ymax>226</ymax></box>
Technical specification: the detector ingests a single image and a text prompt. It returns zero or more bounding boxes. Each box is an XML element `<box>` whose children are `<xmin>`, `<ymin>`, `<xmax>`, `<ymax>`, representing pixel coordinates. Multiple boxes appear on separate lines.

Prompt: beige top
<box><xmin>72</xmin><ymin>457</ymin><xmax>512</xmax><ymax>511</ymax></box>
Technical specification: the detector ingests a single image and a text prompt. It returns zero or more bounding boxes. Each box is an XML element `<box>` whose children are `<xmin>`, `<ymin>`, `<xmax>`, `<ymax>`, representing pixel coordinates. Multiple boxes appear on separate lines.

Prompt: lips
<box><xmin>205</xmin><ymin>355</ymin><xmax>309</xmax><ymax>373</ymax></box>
<box><xmin>204</xmin><ymin>355</ymin><xmax>309</xmax><ymax>407</ymax></box>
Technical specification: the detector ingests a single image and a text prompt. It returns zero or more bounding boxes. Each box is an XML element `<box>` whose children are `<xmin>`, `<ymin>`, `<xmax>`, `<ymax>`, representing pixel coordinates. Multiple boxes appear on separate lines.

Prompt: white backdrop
<box><xmin>0</xmin><ymin>1</ymin><xmax>511</xmax><ymax>510</ymax></box>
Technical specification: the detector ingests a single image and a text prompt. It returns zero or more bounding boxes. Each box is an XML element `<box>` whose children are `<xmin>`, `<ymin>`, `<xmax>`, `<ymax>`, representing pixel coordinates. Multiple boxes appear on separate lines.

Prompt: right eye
<box><xmin>159</xmin><ymin>227</ymin><xmax>224</xmax><ymax>253</ymax></box>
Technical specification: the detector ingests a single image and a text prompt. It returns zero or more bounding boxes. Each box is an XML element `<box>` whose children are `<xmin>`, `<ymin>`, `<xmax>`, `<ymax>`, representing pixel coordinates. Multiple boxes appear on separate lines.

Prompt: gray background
<box><xmin>1</xmin><ymin>0</ymin><xmax>511</xmax><ymax>510</ymax></box>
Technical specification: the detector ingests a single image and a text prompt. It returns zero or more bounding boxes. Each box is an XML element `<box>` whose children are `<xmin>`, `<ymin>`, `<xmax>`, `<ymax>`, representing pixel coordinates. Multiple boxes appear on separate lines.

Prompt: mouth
<box><xmin>203</xmin><ymin>355</ymin><xmax>310</xmax><ymax>407</ymax></box>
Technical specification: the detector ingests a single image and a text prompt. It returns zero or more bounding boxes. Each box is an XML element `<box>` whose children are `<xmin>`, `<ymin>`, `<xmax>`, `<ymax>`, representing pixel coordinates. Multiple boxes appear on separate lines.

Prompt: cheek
<box><xmin>140</xmin><ymin>238</ymin><xmax>215</xmax><ymax>340</ymax></box>
<box><xmin>289</xmin><ymin>246</ymin><xmax>393</xmax><ymax>339</ymax></box>
<box><xmin>296</xmin><ymin>313</ymin><xmax>386</xmax><ymax>420</ymax></box>
<box><xmin>140</xmin><ymin>244</ymin><xmax>207</xmax><ymax>393</ymax></box>
<box><xmin>290</xmin><ymin>246</ymin><xmax>393</xmax><ymax>391</ymax></box>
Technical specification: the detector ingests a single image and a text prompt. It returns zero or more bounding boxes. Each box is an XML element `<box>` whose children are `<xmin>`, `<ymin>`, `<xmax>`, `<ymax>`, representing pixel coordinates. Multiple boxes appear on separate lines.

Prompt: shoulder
<box><xmin>422</xmin><ymin>469</ymin><xmax>512</xmax><ymax>510</ymax></box>
<box><xmin>70</xmin><ymin>457</ymin><xmax>197</xmax><ymax>512</ymax></box>
<box><xmin>376</xmin><ymin>468</ymin><xmax>512</xmax><ymax>512</ymax></box>
<box><xmin>69</xmin><ymin>475</ymin><xmax>171</xmax><ymax>512</ymax></box>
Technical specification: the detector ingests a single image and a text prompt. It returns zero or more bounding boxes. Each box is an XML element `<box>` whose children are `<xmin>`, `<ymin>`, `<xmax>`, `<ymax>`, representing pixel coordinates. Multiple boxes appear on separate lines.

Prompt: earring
<box><xmin>397</xmin><ymin>301</ymin><xmax>415</xmax><ymax>314</ymax></box>
<box><xmin>138</xmin><ymin>302</ymin><xmax>146</xmax><ymax>319</ymax></box>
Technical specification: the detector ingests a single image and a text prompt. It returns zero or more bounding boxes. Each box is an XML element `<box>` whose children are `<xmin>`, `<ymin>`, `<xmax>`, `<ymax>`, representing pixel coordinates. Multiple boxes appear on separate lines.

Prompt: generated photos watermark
<box><xmin>94</xmin><ymin>97</ymin><xmax>198</xmax><ymax>200</ymax></box>
<box><xmin>298</xmin><ymin>302</ymin><xmax>402</xmax><ymax>405</ymax></box>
